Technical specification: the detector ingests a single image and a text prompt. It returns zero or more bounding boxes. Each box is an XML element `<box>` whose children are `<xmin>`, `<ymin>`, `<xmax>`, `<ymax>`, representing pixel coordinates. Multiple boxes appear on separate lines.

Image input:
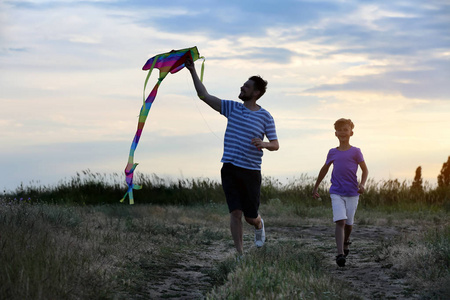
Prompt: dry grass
<box><xmin>0</xmin><ymin>201</ymin><xmax>231</xmax><ymax>299</ymax></box>
<box><xmin>376</xmin><ymin>226</ymin><xmax>450</xmax><ymax>299</ymax></box>
<box><xmin>1</xmin><ymin>189</ymin><xmax>449</xmax><ymax>299</ymax></box>
<box><xmin>206</xmin><ymin>242</ymin><xmax>355</xmax><ymax>300</ymax></box>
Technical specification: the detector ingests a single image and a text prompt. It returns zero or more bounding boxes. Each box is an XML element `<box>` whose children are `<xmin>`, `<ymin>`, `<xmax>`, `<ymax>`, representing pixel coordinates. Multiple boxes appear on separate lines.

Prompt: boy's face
<box><xmin>335</xmin><ymin>124</ymin><xmax>353</xmax><ymax>142</ymax></box>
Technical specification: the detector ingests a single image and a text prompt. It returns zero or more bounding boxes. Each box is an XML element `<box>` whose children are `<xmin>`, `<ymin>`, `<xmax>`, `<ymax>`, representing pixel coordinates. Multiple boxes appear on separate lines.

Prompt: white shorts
<box><xmin>330</xmin><ymin>194</ymin><xmax>359</xmax><ymax>225</ymax></box>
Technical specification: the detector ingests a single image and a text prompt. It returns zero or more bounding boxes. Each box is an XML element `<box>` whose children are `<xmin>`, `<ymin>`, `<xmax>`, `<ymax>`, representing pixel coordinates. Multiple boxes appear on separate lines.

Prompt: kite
<box><xmin>121</xmin><ymin>46</ymin><xmax>205</xmax><ymax>204</ymax></box>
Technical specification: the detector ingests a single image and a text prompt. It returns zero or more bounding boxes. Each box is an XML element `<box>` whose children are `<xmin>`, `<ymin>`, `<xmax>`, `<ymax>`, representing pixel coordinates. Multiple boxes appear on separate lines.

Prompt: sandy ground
<box><xmin>284</xmin><ymin>224</ymin><xmax>420</xmax><ymax>300</ymax></box>
<box><xmin>144</xmin><ymin>223</ymin><xmax>421</xmax><ymax>299</ymax></box>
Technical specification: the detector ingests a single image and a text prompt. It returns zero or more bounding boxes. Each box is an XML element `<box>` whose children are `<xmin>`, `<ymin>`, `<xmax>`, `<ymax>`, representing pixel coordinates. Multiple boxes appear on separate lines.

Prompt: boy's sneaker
<box><xmin>336</xmin><ymin>254</ymin><xmax>346</xmax><ymax>267</ymax></box>
<box><xmin>254</xmin><ymin>219</ymin><xmax>265</xmax><ymax>247</ymax></box>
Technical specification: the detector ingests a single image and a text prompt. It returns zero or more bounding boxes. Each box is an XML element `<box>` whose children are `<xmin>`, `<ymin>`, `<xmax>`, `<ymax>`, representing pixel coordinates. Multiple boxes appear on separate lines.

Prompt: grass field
<box><xmin>1</xmin><ymin>171</ymin><xmax>449</xmax><ymax>299</ymax></box>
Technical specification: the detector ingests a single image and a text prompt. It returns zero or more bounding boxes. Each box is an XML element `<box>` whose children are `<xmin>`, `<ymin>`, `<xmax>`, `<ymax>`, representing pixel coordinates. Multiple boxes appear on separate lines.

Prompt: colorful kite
<box><xmin>121</xmin><ymin>46</ymin><xmax>205</xmax><ymax>204</ymax></box>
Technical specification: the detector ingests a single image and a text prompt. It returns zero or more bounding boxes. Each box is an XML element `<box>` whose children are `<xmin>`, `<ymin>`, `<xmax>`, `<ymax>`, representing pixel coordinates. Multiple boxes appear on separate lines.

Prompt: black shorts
<box><xmin>221</xmin><ymin>163</ymin><xmax>262</xmax><ymax>218</ymax></box>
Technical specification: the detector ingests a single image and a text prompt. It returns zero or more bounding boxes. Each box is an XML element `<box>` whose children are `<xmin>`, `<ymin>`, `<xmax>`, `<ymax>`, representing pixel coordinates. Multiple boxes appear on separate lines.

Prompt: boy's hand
<box><xmin>358</xmin><ymin>184</ymin><xmax>365</xmax><ymax>194</ymax></box>
<box><xmin>312</xmin><ymin>189</ymin><xmax>321</xmax><ymax>199</ymax></box>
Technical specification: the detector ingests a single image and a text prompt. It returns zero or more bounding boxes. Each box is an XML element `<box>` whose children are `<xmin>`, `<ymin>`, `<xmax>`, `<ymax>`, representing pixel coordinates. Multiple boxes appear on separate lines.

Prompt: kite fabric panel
<box><xmin>121</xmin><ymin>46</ymin><xmax>205</xmax><ymax>204</ymax></box>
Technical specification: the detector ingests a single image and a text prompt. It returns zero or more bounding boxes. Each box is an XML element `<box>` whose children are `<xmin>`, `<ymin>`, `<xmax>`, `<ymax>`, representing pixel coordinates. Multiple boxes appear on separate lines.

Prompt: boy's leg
<box><xmin>335</xmin><ymin>219</ymin><xmax>346</xmax><ymax>255</ymax></box>
<box><xmin>230</xmin><ymin>209</ymin><xmax>244</xmax><ymax>254</ymax></box>
<box><xmin>335</xmin><ymin>220</ymin><xmax>347</xmax><ymax>267</ymax></box>
<box><xmin>344</xmin><ymin>224</ymin><xmax>352</xmax><ymax>256</ymax></box>
<box><xmin>344</xmin><ymin>224</ymin><xmax>352</xmax><ymax>245</ymax></box>
<box><xmin>331</xmin><ymin>194</ymin><xmax>347</xmax><ymax>255</ymax></box>
<box><xmin>343</xmin><ymin>195</ymin><xmax>358</xmax><ymax>255</ymax></box>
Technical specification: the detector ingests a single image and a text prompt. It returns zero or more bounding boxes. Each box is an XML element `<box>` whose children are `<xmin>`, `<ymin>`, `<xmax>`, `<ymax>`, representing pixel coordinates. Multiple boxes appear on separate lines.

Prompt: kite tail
<box><xmin>121</xmin><ymin>78</ymin><xmax>163</xmax><ymax>204</ymax></box>
<box><xmin>122</xmin><ymin>47</ymin><xmax>205</xmax><ymax>204</ymax></box>
<box><xmin>120</xmin><ymin>162</ymin><xmax>142</xmax><ymax>205</ymax></box>
<box><xmin>199</xmin><ymin>56</ymin><xmax>205</xmax><ymax>82</ymax></box>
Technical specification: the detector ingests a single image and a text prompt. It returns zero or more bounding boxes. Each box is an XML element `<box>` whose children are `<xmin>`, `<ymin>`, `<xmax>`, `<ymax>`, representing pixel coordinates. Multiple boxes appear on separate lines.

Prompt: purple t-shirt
<box><xmin>326</xmin><ymin>146</ymin><xmax>365</xmax><ymax>196</ymax></box>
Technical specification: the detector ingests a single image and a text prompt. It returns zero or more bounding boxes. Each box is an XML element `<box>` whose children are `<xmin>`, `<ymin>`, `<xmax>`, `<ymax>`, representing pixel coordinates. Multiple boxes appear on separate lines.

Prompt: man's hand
<box><xmin>251</xmin><ymin>138</ymin><xmax>279</xmax><ymax>151</ymax></box>
<box><xmin>251</xmin><ymin>138</ymin><xmax>264</xmax><ymax>150</ymax></box>
<box><xmin>185</xmin><ymin>57</ymin><xmax>194</xmax><ymax>72</ymax></box>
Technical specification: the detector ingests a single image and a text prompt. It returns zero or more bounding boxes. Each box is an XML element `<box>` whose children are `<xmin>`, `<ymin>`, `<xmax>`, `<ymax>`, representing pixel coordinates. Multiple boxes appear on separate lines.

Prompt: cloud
<box><xmin>303</xmin><ymin>57</ymin><xmax>450</xmax><ymax>101</ymax></box>
<box><xmin>1</xmin><ymin>0</ymin><xmax>449</xmax><ymax>191</ymax></box>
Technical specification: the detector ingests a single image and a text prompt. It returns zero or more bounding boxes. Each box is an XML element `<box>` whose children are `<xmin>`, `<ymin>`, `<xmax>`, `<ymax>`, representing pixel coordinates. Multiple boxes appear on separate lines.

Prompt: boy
<box><xmin>312</xmin><ymin>118</ymin><xmax>368</xmax><ymax>267</ymax></box>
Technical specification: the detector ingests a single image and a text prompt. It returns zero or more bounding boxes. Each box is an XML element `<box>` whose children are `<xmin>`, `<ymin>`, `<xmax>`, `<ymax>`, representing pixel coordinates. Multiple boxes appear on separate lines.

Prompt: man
<box><xmin>185</xmin><ymin>58</ymin><xmax>279</xmax><ymax>255</ymax></box>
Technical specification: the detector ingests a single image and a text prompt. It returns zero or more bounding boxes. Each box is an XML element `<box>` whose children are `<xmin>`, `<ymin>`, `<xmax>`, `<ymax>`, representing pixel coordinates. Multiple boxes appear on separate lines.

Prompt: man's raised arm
<box><xmin>185</xmin><ymin>58</ymin><xmax>221</xmax><ymax>112</ymax></box>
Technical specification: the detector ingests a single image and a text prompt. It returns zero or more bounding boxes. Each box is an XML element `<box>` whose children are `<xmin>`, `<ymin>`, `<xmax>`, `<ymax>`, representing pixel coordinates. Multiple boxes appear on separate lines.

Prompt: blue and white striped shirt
<box><xmin>220</xmin><ymin>100</ymin><xmax>278</xmax><ymax>170</ymax></box>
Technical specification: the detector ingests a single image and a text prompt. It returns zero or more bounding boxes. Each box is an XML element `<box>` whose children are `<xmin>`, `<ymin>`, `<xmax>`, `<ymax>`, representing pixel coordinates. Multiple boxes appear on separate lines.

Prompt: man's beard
<box><xmin>239</xmin><ymin>93</ymin><xmax>251</xmax><ymax>101</ymax></box>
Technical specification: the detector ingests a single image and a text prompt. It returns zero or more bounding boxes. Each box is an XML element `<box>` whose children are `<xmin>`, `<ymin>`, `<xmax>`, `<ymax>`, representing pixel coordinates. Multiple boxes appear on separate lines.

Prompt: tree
<box><xmin>437</xmin><ymin>156</ymin><xmax>450</xmax><ymax>188</ymax></box>
<box><xmin>411</xmin><ymin>166</ymin><xmax>423</xmax><ymax>192</ymax></box>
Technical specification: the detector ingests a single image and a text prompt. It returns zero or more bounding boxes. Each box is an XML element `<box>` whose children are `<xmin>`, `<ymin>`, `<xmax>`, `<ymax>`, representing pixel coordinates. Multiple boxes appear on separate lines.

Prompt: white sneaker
<box><xmin>254</xmin><ymin>219</ymin><xmax>265</xmax><ymax>247</ymax></box>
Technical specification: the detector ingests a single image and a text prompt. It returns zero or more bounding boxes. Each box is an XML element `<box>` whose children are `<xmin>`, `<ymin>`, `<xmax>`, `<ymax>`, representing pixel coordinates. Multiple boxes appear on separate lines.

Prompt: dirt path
<box><xmin>145</xmin><ymin>224</ymin><xmax>420</xmax><ymax>299</ymax></box>
<box><xmin>272</xmin><ymin>224</ymin><xmax>421</xmax><ymax>300</ymax></box>
<box><xmin>145</xmin><ymin>241</ymin><xmax>235</xmax><ymax>299</ymax></box>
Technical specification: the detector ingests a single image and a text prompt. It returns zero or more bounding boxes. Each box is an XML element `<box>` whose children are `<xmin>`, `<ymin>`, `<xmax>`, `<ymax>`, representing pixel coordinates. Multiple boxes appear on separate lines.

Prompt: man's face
<box><xmin>238</xmin><ymin>80</ymin><xmax>257</xmax><ymax>101</ymax></box>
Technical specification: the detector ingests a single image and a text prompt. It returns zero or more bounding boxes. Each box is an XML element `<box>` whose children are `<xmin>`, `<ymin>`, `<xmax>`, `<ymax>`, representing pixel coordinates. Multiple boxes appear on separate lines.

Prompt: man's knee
<box><xmin>244</xmin><ymin>214</ymin><xmax>260</xmax><ymax>226</ymax></box>
<box><xmin>231</xmin><ymin>209</ymin><xmax>243</xmax><ymax>219</ymax></box>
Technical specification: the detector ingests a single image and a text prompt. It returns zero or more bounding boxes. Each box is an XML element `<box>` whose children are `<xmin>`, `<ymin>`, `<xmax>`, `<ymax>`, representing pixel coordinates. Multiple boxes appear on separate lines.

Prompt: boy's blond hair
<box><xmin>334</xmin><ymin>118</ymin><xmax>354</xmax><ymax>130</ymax></box>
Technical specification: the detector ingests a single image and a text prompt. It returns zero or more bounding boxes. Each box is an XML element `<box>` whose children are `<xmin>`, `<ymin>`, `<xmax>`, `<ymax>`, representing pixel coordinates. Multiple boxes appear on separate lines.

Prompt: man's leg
<box><xmin>245</xmin><ymin>214</ymin><xmax>265</xmax><ymax>247</ymax></box>
<box><xmin>230</xmin><ymin>210</ymin><xmax>243</xmax><ymax>254</ymax></box>
<box><xmin>244</xmin><ymin>214</ymin><xmax>262</xmax><ymax>229</ymax></box>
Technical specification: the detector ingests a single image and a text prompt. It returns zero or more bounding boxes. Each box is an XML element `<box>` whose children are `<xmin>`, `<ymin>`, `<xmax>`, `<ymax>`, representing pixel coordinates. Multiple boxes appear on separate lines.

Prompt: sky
<box><xmin>1</xmin><ymin>0</ymin><xmax>449</xmax><ymax>192</ymax></box>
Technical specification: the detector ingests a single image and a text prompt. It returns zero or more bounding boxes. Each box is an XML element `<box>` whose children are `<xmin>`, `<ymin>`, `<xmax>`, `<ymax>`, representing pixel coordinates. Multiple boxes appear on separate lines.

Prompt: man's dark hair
<box><xmin>249</xmin><ymin>75</ymin><xmax>267</xmax><ymax>99</ymax></box>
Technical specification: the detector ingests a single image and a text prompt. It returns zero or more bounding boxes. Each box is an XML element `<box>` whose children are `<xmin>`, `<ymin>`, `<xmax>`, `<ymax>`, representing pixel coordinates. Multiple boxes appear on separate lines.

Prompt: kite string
<box><xmin>184</xmin><ymin>72</ymin><xmax>221</xmax><ymax>141</ymax></box>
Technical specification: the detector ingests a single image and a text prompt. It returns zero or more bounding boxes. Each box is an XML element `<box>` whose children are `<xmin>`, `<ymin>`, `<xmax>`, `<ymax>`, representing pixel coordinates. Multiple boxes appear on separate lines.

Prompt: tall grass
<box><xmin>7</xmin><ymin>170</ymin><xmax>225</xmax><ymax>206</ymax></box>
<box><xmin>361</xmin><ymin>178</ymin><xmax>450</xmax><ymax>208</ymax></box>
<box><xmin>6</xmin><ymin>170</ymin><xmax>449</xmax><ymax>209</ymax></box>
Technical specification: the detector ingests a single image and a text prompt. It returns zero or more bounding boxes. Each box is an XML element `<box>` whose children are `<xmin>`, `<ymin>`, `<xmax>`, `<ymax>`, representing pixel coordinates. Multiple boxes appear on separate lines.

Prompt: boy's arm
<box><xmin>358</xmin><ymin>161</ymin><xmax>369</xmax><ymax>194</ymax></box>
<box><xmin>185</xmin><ymin>58</ymin><xmax>221</xmax><ymax>112</ymax></box>
<box><xmin>312</xmin><ymin>162</ymin><xmax>331</xmax><ymax>199</ymax></box>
